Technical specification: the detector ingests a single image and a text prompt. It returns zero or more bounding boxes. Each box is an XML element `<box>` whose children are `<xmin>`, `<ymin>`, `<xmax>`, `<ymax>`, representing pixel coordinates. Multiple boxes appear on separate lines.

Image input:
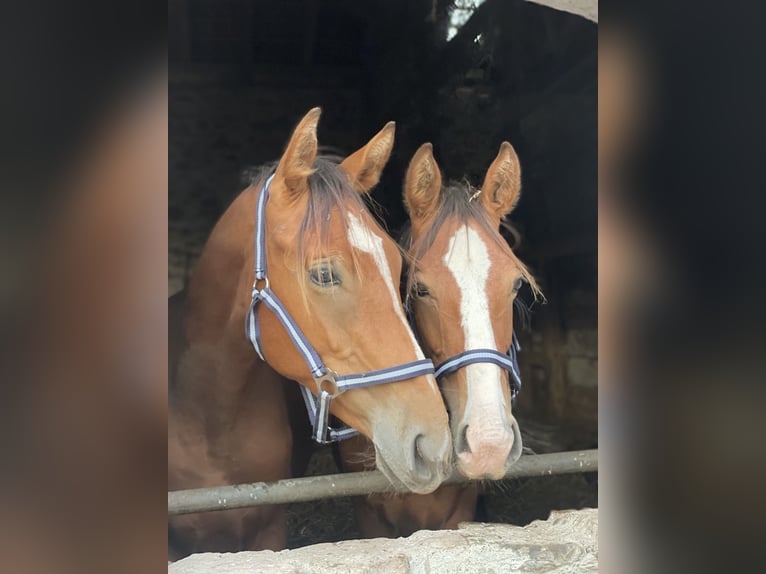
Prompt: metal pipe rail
<box><xmin>169</xmin><ymin>449</ymin><xmax>597</xmax><ymax>516</ymax></box>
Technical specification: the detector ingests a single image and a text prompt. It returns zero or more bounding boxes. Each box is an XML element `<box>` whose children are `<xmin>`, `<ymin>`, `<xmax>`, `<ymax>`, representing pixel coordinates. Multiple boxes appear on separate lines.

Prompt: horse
<box><xmin>168</xmin><ymin>108</ymin><xmax>452</xmax><ymax>556</ymax></box>
<box><xmin>338</xmin><ymin>141</ymin><xmax>541</xmax><ymax>537</ymax></box>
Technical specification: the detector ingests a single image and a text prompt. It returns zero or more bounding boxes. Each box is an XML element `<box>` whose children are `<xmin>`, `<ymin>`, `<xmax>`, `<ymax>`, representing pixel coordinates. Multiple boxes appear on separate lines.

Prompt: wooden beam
<box><xmin>525</xmin><ymin>0</ymin><xmax>598</xmax><ymax>23</ymax></box>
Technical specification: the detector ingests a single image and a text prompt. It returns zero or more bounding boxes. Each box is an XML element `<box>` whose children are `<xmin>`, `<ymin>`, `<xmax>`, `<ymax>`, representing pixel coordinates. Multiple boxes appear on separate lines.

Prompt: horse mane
<box><xmin>402</xmin><ymin>180</ymin><xmax>543</xmax><ymax>318</ymax></box>
<box><xmin>245</xmin><ymin>155</ymin><xmax>368</xmax><ymax>307</ymax></box>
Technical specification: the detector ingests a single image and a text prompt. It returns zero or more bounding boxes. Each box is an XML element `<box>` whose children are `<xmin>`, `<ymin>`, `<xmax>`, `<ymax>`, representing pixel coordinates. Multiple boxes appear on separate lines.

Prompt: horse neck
<box><xmin>175</xmin><ymin>187</ymin><xmax>260</xmax><ymax>400</ymax></box>
<box><xmin>197</xmin><ymin>186</ymin><xmax>258</xmax><ymax>324</ymax></box>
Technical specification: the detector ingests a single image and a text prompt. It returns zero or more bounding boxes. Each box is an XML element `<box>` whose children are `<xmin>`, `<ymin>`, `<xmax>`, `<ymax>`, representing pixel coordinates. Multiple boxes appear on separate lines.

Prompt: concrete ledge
<box><xmin>170</xmin><ymin>508</ymin><xmax>597</xmax><ymax>574</ymax></box>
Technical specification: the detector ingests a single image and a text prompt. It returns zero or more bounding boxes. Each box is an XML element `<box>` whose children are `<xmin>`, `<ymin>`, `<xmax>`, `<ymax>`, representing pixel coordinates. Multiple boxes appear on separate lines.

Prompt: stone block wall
<box><xmin>516</xmin><ymin>259</ymin><xmax>597</xmax><ymax>449</ymax></box>
<box><xmin>170</xmin><ymin>508</ymin><xmax>598</xmax><ymax>573</ymax></box>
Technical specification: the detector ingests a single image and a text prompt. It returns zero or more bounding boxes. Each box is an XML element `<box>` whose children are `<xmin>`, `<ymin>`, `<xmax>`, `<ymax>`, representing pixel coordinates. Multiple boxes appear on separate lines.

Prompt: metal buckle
<box><xmin>252</xmin><ymin>276</ymin><xmax>270</xmax><ymax>295</ymax></box>
<box><xmin>314</xmin><ymin>369</ymin><xmax>342</xmax><ymax>397</ymax></box>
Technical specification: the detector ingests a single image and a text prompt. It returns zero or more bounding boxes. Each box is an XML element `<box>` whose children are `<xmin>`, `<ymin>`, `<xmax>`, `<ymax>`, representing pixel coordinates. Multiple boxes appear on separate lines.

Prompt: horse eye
<box><xmin>309</xmin><ymin>266</ymin><xmax>341</xmax><ymax>287</ymax></box>
<box><xmin>415</xmin><ymin>282</ymin><xmax>430</xmax><ymax>297</ymax></box>
<box><xmin>512</xmin><ymin>277</ymin><xmax>524</xmax><ymax>293</ymax></box>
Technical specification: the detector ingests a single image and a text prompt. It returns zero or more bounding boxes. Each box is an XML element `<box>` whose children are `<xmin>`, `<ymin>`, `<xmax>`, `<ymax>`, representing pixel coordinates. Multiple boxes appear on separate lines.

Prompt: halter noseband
<box><xmin>406</xmin><ymin>302</ymin><xmax>523</xmax><ymax>399</ymax></box>
<box><xmin>245</xmin><ymin>175</ymin><xmax>436</xmax><ymax>444</ymax></box>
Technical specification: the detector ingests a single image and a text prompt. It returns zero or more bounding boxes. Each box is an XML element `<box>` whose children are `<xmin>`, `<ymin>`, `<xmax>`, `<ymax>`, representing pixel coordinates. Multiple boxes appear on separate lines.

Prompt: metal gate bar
<box><xmin>169</xmin><ymin>449</ymin><xmax>597</xmax><ymax>516</ymax></box>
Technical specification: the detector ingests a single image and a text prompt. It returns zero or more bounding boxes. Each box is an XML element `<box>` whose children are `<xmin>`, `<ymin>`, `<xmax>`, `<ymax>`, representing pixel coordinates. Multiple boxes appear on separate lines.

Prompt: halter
<box><xmin>245</xmin><ymin>175</ymin><xmax>436</xmax><ymax>444</ymax></box>
<box><xmin>406</xmin><ymin>305</ymin><xmax>523</xmax><ymax>399</ymax></box>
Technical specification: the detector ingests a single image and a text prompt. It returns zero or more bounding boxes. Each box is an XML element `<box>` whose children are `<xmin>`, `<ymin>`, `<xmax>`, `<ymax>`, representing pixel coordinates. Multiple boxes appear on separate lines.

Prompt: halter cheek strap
<box><xmin>245</xmin><ymin>175</ymin><xmax>436</xmax><ymax>444</ymax></box>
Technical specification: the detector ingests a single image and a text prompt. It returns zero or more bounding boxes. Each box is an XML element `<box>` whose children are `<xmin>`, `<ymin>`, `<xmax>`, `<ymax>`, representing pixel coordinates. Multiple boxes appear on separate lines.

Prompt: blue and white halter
<box><xmin>406</xmin><ymin>295</ymin><xmax>523</xmax><ymax>399</ymax></box>
<box><xmin>245</xmin><ymin>175</ymin><xmax>436</xmax><ymax>444</ymax></box>
<box><xmin>434</xmin><ymin>336</ymin><xmax>523</xmax><ymax>398</ymax></box>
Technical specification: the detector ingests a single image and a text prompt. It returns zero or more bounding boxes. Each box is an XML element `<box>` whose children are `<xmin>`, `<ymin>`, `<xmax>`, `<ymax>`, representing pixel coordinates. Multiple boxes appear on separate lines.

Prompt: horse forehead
<box><xmin>345</xmin><ymin>211</ymin><xmax>397</xmax><ymax>266</ymax></box>
<box><xmin>427</xmin><ymin>224</ymin><xmax>505</xmax><ymax>282</ymax></box>
<box><xmin>443</xmin><ymin>225</ymin><xmax>492</xmax><ymax>273</ymax></box>
<box><xmin>433</xmin><ymin>224</ymin><xmax>513</xmax><ymax>303</ymax></box>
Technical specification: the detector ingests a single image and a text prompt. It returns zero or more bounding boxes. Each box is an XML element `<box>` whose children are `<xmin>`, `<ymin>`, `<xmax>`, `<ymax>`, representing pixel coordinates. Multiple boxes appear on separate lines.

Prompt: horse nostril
<box><xmin>408</xmin><ymin>430</ymin><xmax>452</xmax><ymax>486</ymax></box>
<box><xmin>412</xmin><ymin>434</ymin><xmax>431</xmax><ymax>479</ymax></box>
<box><xmin>456</xmin><ymin>424</ymin><xmax>471</xmax><ymax>455</ymax></box>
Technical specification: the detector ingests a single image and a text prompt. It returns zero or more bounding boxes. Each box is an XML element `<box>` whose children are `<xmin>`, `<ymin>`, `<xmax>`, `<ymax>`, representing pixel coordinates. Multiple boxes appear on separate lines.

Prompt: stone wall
<box><xmin>170</xmin><ymin>508</ymin><xmax>598</xmax><ymax>573</ymax></box>
<box><xmin>517</xmin><ymin>259</ymin><xmax>597</xmax><ymax>448</ymax></box>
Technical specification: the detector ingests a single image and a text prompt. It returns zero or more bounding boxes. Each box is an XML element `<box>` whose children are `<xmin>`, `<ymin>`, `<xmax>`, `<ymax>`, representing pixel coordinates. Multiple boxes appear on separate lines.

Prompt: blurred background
<box><xmin>168</xmin><ymin>0</ymin><xmax>597</xmax><ymax>546</ymax></box>
<box><xmin>600</xmin><ymin>2</ymin><xmax>766</xmax><ymax>572</ymax></box>
<box><xmin>0</xmin><ymin>2</ymin><xmax>166</xmax><ymax>573</ymax></box>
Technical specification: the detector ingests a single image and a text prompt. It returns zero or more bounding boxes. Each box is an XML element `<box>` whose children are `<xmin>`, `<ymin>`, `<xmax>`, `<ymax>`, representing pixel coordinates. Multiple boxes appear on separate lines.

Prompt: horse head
<box><xmin>403</xmin><ymin>142</ymin><xmax>541</xmax><ymax>479</ymax></box>
<box><xmin>253</xmin><ymin>109</ymin><xmax>452</xmax><ymax>493</ymax></box>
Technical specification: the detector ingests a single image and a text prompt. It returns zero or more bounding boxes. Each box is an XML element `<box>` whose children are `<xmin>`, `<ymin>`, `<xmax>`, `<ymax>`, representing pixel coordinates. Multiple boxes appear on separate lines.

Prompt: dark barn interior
<box><xmin>169</xmin><ymin>0</ymin><xmax>596</xmax><ymax>547</ymax></box>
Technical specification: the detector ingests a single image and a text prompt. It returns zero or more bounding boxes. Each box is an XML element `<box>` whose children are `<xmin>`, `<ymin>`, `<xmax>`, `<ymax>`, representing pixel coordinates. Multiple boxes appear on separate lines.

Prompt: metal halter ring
<box><xmin>252</xmin><ymin>276</ymin><xmax>270</xmax><ymax>293</ymax></box>
<box><xmin>314</xmin><ymin>370</ymin><xmax>342</xmax><ymax>397</ymax></box>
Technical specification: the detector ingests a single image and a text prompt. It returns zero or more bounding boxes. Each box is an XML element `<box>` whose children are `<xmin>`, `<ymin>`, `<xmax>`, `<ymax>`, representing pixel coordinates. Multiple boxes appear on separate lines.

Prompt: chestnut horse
<box><xmin>339</xmin><ymin>141</ymin><xmax>540</xmax><ymax>537</ymax></box>
<box><xmin>169</xmin><ymin>109</ymin><xmax>452</xmax><ymax>556</ymax></box>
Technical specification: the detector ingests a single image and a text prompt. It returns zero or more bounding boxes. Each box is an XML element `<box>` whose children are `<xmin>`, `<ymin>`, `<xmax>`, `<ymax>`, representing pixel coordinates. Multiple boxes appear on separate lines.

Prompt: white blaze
<box><xmin>444</xmin><ymin>226</ymin><xmax>507</xmax><ymax>426</ymax></box>
<box><xmin>345</xmin><ymin>212</ymin><xmax>431</xmax><ymax>376</ymax></box>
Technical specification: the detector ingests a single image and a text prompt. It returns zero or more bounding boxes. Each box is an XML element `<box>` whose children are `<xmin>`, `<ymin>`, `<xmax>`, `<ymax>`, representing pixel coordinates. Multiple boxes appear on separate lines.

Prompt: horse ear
<box><xmin>404</xmin><ymin>143</ymin><xmax>442</xmax><ymax>224</ymax></box>
<box><xmin>273</xmin><ymin>107</ymin><xmax>320</xmax><ymax>199</ymax></box>
<box><xmin>480</xmin><ymin>141</ymin><xmax>521</xmax><ymax>220</ymax></box>
<box><xmin>340</xmin><ymin>122</ymin><xmax>396</xmax><ymax>194</ymax></box>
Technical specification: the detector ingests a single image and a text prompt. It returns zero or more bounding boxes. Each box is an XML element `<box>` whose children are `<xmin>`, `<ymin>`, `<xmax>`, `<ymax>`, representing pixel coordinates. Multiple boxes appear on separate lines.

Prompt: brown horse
<box><xmin>339</xmin><ymin>141</ymin><xmax>540</xmax><ymax>537</ymax></box>
<box><xmin>169</xmin><ymin>109</ymin><xmax>452</xmax><ymax>555</ymax></box>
